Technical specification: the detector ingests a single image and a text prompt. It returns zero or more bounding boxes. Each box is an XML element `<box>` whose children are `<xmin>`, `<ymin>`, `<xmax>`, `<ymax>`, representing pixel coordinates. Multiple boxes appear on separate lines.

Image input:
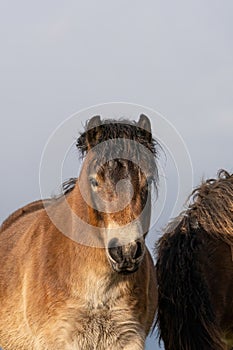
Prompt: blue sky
<box><xmin>0</xmin><ymin>1</ymin><xmax>233</xmax><ymax>349</ymax></box>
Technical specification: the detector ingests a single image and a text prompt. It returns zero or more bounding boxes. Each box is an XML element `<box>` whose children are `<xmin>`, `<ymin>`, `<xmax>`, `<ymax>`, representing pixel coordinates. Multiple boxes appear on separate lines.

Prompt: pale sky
<box><xmin>0</xmin><ymin>1</ymin><xmax>233</xmax><ymax>349</ymax></box>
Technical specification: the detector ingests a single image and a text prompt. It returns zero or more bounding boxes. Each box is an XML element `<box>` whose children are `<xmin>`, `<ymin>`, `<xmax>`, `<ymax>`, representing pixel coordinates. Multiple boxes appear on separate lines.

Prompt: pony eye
<box><xmin>90</xmin><ymin>178</ymin><xmax>99</xmax><ymax>187</ymax></box>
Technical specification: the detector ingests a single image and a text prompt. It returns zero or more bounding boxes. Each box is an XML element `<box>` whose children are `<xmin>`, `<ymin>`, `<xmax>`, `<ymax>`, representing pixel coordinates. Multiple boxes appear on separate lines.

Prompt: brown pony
<box><xmin>0</xmin><ymin>115</ymin><xmax>158</xmax><ymax>350</ymax></box>
<box><xmin>156</xmin><ymin>170</ymin><xmax>233</xmax><ymax>350</ymax></box>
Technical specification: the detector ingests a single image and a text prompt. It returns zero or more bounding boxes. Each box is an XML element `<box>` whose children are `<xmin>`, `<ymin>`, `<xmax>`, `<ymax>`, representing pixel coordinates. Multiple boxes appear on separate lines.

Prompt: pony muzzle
<box><xmin>107</xmin><ymin>238</ymin><xmax>145</xmax><ymax>274</ymax></box>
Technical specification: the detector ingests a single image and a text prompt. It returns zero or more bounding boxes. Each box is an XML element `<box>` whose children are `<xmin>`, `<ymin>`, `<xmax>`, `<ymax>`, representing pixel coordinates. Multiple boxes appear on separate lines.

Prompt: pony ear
<box><xmin>85</xmin><ymin>115</ymin><xmax>102</xmax><ymax>151</ymax></box>
<box><xmin>87</xmin><ymin>115</ymin><xmax>101</xmax><ymax>130</ymax></box>
<box><xmin>76</xmin><ymin>116</ymin><xmax>102</xmax><ymax>155</ymax></box>
<box><xmin>138</xmin><ymin>114</ymin><xmax>152</xmax><ymax>134</ymax></box>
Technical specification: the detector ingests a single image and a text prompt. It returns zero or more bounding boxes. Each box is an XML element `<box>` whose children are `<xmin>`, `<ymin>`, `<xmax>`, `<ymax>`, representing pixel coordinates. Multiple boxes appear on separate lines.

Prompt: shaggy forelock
<box><xmin>76</xmin><ymin>118</ymin><xmax>158</xmax><ymax>157</ymax></box>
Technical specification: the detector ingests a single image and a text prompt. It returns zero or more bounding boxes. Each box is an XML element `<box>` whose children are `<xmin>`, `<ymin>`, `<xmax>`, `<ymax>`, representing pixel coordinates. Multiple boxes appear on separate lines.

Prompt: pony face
<box><xmin>87</xmin><ymin>158</ymin><xmax>152</xmax><ymax>219</ymax></box>
<box><xmin>89</xmin><ymin>158</ymin><xmax>153</xmax><ymax>274</ymax></box>
<box><xmin>77</xmin><ymin>115</ymin><xmax>158</xmax><ymax>273</ymax></box>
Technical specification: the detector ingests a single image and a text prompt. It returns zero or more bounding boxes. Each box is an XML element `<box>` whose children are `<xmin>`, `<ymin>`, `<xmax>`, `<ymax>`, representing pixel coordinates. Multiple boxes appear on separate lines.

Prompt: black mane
<box><xmin>163</xmin><ymin>169</ymin><xmax>233</xmax><ymax>245</ymax></box>
<box><xmin>62</xmin><ymin>118</ymin><xmax>159</xmax><ymax>197</ymax></box>
<box><xmin>76</xmin><ymin>118</ymin><xmax>158</xmax><ymax>157</ymax></box>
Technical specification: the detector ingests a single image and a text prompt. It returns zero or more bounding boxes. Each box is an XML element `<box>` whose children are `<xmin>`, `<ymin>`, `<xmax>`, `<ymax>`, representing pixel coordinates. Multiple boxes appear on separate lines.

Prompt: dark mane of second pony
<box><xmin>187</xmin><ymin>169</ymin><xmax>233</xmax><ymax>239</ymax></box>
<box><xmin>156</xmin><ymin>170</ymin><xmax>233</xmax><ymax>350</ymax></box>
<box><xmin>162</xmin><ymin>170</ymin><xmax>233</xmax><ymax>245</ymax></box>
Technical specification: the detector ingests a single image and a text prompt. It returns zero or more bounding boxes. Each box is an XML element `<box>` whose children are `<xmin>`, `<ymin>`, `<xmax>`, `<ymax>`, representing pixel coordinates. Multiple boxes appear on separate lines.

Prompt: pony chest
<box><xmin>54</xmin><ymin>306</ymin><xmax>142</xmax><ymax>350</ymax></box>
<box><xmin>49</xmin><ymin>277</ymin><xmax>143</xmax><ymax>347</ymax></box>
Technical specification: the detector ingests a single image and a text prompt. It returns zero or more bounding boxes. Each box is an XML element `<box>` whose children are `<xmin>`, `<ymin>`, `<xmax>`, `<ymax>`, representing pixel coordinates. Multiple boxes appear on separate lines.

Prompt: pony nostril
<box><xmin>107</xmin><ymin>239</ymin><xmax>144</xmax><ymax>266</ymax></box>
<box><xmin>108</xmin><ymin>247</ymin><xmax>123</xmax><ymax>263</ymax></box>
<box><xmin>133</xmin><ymin>241</ymin><xmax>143</xmax><ymax>260</ymax></box>
<box><xmin>108</xmin><ymin>239</ymin><xmax>123</xmax><ymax>263</ymax></box>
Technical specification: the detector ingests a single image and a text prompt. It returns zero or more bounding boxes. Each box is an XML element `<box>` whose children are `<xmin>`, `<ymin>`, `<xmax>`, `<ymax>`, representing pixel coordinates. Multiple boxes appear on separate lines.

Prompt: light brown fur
<box><xmin>0</xmin><ymin>185</ymin><xmax>156</xmax><ymax>350</ymax></box>
<box><xmin>0</xmin><ymin>116</ymin><xmax>158</xmax><ymax>349</ymax></box>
